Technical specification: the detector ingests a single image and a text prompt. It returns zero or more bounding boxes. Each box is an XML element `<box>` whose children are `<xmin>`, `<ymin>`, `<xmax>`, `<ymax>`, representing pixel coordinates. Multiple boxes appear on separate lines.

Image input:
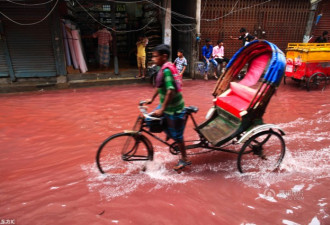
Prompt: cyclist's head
<box><xmin>152</xmin><ymin>44</ymin><xmax>170</xmax><ymax>66</ymax></box>
<box><xmin>153</xmin><ymin>44</ymin><xmax>170</xmax><ymax>57</ymax></box>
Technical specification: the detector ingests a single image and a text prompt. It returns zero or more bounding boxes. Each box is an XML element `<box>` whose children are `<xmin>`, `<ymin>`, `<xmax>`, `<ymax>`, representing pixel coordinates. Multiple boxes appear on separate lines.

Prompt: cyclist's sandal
<box><xmin>173</xmin><ymin>159</ymin><xmax>192</xmax><ymax>171</ymax></box>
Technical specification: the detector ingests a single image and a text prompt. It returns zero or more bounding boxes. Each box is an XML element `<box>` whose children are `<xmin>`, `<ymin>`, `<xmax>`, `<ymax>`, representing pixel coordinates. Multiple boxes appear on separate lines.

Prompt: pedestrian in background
<box><xmin>213</xmin><ymin>40</ymin><xmax>230</xmax><ymax>75</ymax></box>
<box><xmin>93</xmin><ymin>26</ymin><xmax>112</xmax><ymax>70</ymax></box>
<box><xmin>173</xmin><ymin>49</ymin><xmax>187</xmax><ymax>77</ymax></box>
<box><xmin>213</xmin><ymin>40</ymin><xmax>229</xmax><ymax>64</ymax></box>
<box><xmin>230</xmin><ymin>27</ymin><xmax>256</xmax><ymax>46</ymax></box>
<box><xmin>315</xmin><ymin>31</ymin><xmax>328</xmax><ymax>43</ymax></box>
<box><xmin>136</xmin><ymin>34</ymin><xmax>148</xmax><ymax>79</ymax></box>
<box><xmin>202</xmin><ymin>38</ymin><xmax>218</xmax><ymax>80</ymax></box>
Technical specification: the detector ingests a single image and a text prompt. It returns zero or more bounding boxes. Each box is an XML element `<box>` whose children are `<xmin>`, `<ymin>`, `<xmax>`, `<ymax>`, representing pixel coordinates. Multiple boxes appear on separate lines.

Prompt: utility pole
<box><xmin>192</xmin><ymin>0</ymin><xmax>201</xmax><ymax>79</ymax></box>
<box><xmin>110</xmin><ymin>2</ymin><xmax>119</xmax><ymax>75</ymax></box>
<box><xmin>163</xmin><ymin>0</ymin><xmax>171</xmax><ymax>59</ymax></box>
<box><xmin>303</xmin><ymin>1</ymin><xmax>319</xmax><ymax>43</ymax></box>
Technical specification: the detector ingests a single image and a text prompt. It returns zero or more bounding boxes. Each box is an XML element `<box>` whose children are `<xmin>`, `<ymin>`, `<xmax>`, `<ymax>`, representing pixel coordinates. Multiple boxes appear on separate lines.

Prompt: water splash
<box><xmin>82</xmin><ymin>111</ymin><xmax>330</xmax><ymax>200</ymax></box>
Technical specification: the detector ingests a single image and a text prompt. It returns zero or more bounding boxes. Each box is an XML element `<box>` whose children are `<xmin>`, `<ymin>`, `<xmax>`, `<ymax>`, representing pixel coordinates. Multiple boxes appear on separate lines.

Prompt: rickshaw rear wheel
<box><xmin>237</xmin><ymin>130</ymin><xmax>285</xmax><ymax>173</ymax></box>
<box><xmin>307</xmin><ymin>72</ymin><xmax>327</xmax><ymax>91</ymax></box>
<box><xmin>96</xmin><ymin>133</ymin><xmax>153</xmax><ymax>174</ymax></box>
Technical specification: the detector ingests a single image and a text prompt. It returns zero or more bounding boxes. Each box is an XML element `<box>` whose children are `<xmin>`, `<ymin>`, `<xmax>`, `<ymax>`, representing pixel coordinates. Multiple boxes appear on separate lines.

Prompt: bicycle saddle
<box><xmin>185</xmin><ymin>106</ymin><xmax>199</xmax><ymax>114</ymax></box>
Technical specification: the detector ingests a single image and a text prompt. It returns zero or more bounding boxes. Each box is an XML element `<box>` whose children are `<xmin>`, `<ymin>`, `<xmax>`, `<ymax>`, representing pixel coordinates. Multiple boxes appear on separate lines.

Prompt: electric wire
<box><xmin>0</xmin><ymin>0</ymin><xmax>59</xmax><ymax>25</ymax></box>
<box><xmin>145</xmin><ymin>0</ymin><xmax>272</xmax><ymax>22</ymax></box>
<box><xmin>203</xmin><ymin>0</ymin><xmax>271</xmax><ymax>22</ymax></box>
<box><xmin>103</xmin><ymin>0</ymin><xmax>146</xmax><ymax>3</ymax></box>
<box><xmin>200</xmin><ymin>0</ymin><xmax>207</xmax><ymax>17</ymax></box>
<box><xmin>5</xmin><ymin>0</ymin><xmax>54</xmax><ymax>6</ymax></box>
<box><xmin>75</xmin><ymin>0</ymin><xmax>153</xmax><ymax>33</ymax></box>
<box><xmin>171</xmin><ymin>14</ymin><xmax>197</xmax><ymax>34</ymax></box>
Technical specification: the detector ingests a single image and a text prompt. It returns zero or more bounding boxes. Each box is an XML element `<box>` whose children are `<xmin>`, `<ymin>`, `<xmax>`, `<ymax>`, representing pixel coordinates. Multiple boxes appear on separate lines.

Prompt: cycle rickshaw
<box><xmin>96</xmin><ymin>40</ymin><xmax>287</xmax><ymax>174</ymax></box>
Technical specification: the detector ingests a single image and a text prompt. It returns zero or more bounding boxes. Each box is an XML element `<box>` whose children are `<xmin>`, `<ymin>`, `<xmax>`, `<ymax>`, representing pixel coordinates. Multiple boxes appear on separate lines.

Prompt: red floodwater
<box><xmin>0</xmin><ymin>80</ymin><xmax>329</xmax><ymax>225</ymax></box>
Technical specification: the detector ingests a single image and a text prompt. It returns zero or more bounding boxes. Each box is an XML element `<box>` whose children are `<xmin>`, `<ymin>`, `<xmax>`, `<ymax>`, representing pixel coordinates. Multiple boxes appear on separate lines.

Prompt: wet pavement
<box><xmin>0</xmin><ymin>80</ymin><xmax>329</xmax><ymax>224</ymax></box>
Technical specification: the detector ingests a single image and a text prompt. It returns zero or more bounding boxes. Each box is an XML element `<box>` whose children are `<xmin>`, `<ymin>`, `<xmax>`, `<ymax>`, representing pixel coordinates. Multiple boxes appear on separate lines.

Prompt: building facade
<box><xmin>0</xmin><ymin>0</ymin><xmax>328</xmax><ymax>84</ymax></box>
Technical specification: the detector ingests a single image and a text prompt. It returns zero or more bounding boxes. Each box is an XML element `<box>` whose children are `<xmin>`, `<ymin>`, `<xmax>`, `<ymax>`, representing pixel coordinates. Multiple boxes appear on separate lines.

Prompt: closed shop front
<box><xmin>0</xmin><ymin>2</ymin><xmax>63</xmax><ymax>79</ymax></box>
<box><xmin>200</xmin><ymin>0</ymin><xmax>311</xmax><ymax>57</ymax></box>
<box><xmin>0</xmin><ymin>20</ymin><xmax>10</xmax><ymax>78</ymax></box>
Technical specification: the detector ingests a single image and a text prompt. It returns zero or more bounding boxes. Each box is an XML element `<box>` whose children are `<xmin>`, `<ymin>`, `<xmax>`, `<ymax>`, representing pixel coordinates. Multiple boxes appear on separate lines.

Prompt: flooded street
<box><xmin>0</xmin><ymin>80</ymin><xmax>329</xmax><ymax>225</ymax></box>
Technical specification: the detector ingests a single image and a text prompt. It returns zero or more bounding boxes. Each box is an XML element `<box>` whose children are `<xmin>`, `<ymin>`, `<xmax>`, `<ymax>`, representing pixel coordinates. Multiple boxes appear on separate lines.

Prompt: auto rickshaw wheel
<box><xmin>307</xmin><ymin>72</ymin><xmax>327</xmax><ymax>91</ymax></box>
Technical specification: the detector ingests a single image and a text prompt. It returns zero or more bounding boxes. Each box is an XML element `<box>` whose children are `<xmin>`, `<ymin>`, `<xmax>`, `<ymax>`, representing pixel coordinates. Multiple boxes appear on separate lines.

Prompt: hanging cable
<box><xmin>171</xmin><ymin>14</ymin><xmax>197</xmax><ymax>34</ymax></box>
<box><xmin>230</xmin><ymin>0</ymin><xmax>240</xmax><ymax>14</ymax></box>
<box><xmin>171</xmin><ymin>24</ymin><xmax>196</xmax><ymax>33</ymax></box>
<box><xmin>103</xmin><ymin>0</ymin><xmax>147</xmax><ymax>3</ymax></box>
<box><xmin>5</xmin><ymin>0</ymin><xmax>54</xmax><ymax>6</ymax></box>
<box><xmin>75</xmin><ymin>0</ymin><xmax>153</xmax><ymax>33</ymax></box>
<box><xmin>0</xmin><ymin>0</ymin><xmax>59</xmax><ymax>26</ymax></box>
<box><xmin>203</xmin><ymin>0</ymin><xmax>271</xmax><ymax>22</ymax></box>
<box><xmin>145</xmin><ymin>0</ymin><xmax>272</xmax><ymax>22</ymax></box>
<box><xmin>200</xmin><ymin>0</ymin><xmax>207</xmax><ymax>18</ymax></box>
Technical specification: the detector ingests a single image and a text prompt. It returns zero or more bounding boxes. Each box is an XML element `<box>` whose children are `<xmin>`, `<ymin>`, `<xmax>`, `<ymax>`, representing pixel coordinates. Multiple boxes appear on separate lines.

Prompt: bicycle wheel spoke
<box><xmin>237</xmin><ymin>131</ymin><xmax>285</xmax><ymax>173</ymax></box>
<box><xmin>96</xmin><ymin>133</ymin><xmax>152</xmax><ymax>174</ymax></box>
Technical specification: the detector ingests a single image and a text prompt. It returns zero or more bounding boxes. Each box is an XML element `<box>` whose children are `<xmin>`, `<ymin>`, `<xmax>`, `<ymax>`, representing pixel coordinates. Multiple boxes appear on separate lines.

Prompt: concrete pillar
<box><xmin>196</xmin><ymin>0</ymin><xmax>201</xmax><ymax>37</ymax></box>
<box><xmin>163</xmin><ymin>0</ymin><xmax>171</xmax><ymax>48</ymax></box>
<box><xmin>303</xmin><ymin>2</ymin><xmax>318</xmax><ymax>43</ymax></box>
<box><xmin>192</xmin><ymin>0</ymin><xmax>201</xmax><ymax>79</ymax></box>
<box><xmin>111</xmin><ymin>2</ymin><xmax>119</xmax><ymax>75</ymax></box>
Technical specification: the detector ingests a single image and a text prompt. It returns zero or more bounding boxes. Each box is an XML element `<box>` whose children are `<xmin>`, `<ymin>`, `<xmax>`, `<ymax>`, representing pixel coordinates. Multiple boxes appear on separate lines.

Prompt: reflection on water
<box><xmin>0</xmin><ymin>81</ymin><xmax>329</xmax><ymax>224</ymax></box>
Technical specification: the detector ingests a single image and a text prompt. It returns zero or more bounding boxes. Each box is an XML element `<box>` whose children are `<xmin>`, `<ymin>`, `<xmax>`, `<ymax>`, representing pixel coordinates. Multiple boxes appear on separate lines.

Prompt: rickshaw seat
<box><xmin>239</xmin><ymin>53</ymin><xmax>271</xmax><ymax>86</ymax></box>
<box><xmin>215</xmin><ymin>82</ymin><xmax>257</xmax><ymax>118</ymax></box>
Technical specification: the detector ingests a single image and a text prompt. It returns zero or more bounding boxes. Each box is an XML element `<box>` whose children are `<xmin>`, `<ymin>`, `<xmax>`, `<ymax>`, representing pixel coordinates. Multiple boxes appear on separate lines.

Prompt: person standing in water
<box><xmin>145</xmin><ymin>44</ymin><xmax>190</xmax><ymax>171</ymax></box>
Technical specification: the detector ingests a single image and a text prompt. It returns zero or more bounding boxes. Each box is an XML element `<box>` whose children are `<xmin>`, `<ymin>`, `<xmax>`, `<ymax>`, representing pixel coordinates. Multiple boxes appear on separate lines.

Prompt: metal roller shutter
<box><xmin>0</xmin><ymin>40</ymin><xmax>9</xmax><ymax>77</ymax></box>
<box><xmin>200</xmin><ymin>0</ymin><xmax>310</xmax><ymax>57</ymax></box>
<box><xmin>0</xmin><ymin>20</ymin><xmax>9</xmax><ymax>77</ymax></box>
<box><xmin>1</xmin><ymin>4</ymin><xmax>57</xmax><ymax>77</ymax></box>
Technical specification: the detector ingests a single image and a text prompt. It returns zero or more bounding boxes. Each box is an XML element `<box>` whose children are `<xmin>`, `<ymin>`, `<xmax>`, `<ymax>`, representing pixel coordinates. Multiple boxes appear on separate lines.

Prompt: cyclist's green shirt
<box><xmin>158</xmin><ymin>68</ymin><xmax>185</xmax><ymax>115</ymax></box>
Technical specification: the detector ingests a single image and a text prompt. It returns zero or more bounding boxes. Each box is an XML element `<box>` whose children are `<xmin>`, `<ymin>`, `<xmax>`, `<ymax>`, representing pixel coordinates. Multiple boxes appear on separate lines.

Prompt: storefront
<box><xmin>60</xmin><ymin>0</ymin><xmax>162</xmax><ymax>75</ymax></box>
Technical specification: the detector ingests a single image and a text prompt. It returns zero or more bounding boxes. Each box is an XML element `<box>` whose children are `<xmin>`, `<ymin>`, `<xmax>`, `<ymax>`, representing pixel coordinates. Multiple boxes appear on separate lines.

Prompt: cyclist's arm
<box><xmin>153</xmin><ymin>89</ymin><xmax>174</xmax><ymax>117</ymax></box>
<box><xmin>153</xmin><ymin>69</ymin><xmax>175</xmax><ymax>116</ymax></box>
<box><xmin>146</xmin><ymin>89</ymin><xmax>158</xmax><ymax>104</ymax></box>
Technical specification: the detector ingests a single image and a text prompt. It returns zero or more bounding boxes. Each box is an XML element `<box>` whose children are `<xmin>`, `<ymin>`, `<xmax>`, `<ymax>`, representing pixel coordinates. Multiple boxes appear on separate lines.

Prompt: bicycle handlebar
<box><xmin>139</xmin><ymin>101</ymin><xmax>161</xmax><ymax>121</ymax></box>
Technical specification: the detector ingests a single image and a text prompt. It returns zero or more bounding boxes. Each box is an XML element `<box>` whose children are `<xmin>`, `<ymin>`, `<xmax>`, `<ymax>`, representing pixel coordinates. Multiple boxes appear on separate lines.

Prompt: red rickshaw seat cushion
<box><xmin>215</xmin><ymin>82</ymin><xmax>257</xmax><ymax>118</ymax></box>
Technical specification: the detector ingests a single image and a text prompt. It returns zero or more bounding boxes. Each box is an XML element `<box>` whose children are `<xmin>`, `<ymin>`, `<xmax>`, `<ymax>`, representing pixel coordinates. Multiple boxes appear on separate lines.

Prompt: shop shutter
<box><xmin>0</xmin><ymin>40</ymin><xmax>9</xmax><ymax>77</ymax></box>
<box><xmin>200</xmin><ymin>0</ymin><xmax>310</xmax><ymax>57</ymax></box>
<box><xmin>1</xmin><ymin>5</ymin><xmax>57</xmax><ymax>77</ymax></box>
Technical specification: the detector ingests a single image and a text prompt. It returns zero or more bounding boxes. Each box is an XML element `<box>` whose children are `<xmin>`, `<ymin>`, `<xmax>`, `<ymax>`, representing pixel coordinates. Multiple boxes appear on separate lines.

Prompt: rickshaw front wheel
<box><xmin>237</xmin><ymin>130</ymin><xmax>285</xmax><ymax>173</ymax></box>
<box><xmin>96</xmin><ymin>132</ymin><xmax>153</xmax><ymax>174</ymax></box>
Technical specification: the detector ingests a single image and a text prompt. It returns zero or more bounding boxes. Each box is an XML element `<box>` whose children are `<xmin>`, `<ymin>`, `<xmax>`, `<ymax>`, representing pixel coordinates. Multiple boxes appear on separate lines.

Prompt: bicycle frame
<box><xmin>131</xmin><ymin>111</ymin><xmax>241</xmax><ymax>155</ymax></box>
